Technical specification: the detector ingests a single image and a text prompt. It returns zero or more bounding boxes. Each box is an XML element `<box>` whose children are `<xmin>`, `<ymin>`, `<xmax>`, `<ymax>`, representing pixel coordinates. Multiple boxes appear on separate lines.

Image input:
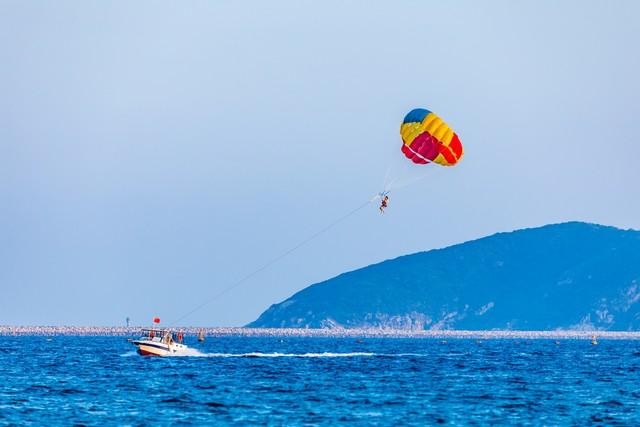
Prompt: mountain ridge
<box><xmin>248</xmin><ymin>222</ymin><xmax>640</xmax><ymax>331</ymax></box>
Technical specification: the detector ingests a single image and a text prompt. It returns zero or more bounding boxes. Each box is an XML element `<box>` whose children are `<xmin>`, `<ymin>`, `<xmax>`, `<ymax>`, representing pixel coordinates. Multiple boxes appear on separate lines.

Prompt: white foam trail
<box><xmin>159</xmin><ymin>348</ymin><xmax>380</xmax><ymax>358</ymax></box>
<box><xmin>150</xmin><ymin>351</ymin><xmax>432</xmax><ymax>358</ymax></box>
<box><xmin>176</xmin><ymin>351</ymin><xmax>377</xmax><ymax>358</ymax></box>
<box><xmin>120</xmin><ymin>351</ymin><xmax>138</xmax><ymax>357</ymax></box>
<box><xmin>176</xmin><ymin>352</ymin><xmax>436</xmax><ymax>358</ymax></box>
<box><xmin>172</xmin><ymin>348</ymin><xmax>209</xmax><ymax>357</ymax></box>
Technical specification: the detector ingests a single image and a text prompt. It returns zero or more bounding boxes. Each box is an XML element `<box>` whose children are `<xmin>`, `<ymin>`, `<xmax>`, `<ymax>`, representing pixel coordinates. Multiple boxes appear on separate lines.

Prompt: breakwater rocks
<box><xmin>1</xmin><ymin>326</ymin><xmax>640</xmax><ymax>340</ymax></box>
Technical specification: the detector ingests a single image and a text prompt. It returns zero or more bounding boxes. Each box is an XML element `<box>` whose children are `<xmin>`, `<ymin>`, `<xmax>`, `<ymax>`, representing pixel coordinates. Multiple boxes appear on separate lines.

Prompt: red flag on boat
<box><xmin>153</xmin><ymin>317</ymin><xmax>160</xmax><ymax>324</ymax></box>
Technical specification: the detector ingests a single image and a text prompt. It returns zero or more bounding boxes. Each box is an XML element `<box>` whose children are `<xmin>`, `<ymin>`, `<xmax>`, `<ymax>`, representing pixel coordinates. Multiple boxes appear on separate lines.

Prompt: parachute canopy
<box><xmin>400</xmin><ymin>108</ymin><xmax>463</xmax><ymax>166</ymax></box>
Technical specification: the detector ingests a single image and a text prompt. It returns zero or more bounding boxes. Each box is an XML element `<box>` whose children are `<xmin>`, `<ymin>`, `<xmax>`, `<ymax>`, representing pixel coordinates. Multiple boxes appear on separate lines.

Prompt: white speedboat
<box><xmin>132</xmin><ymin>328</ymin><xmax>190</xmax><ymax>356</ymax></box>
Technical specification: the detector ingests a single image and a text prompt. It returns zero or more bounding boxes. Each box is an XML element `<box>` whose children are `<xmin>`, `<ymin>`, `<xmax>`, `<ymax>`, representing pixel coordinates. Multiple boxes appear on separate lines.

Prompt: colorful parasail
<box><xmin>400</xmin><ymin>108</ymin><xmax>463</xmax><ymax>166</ymax></box>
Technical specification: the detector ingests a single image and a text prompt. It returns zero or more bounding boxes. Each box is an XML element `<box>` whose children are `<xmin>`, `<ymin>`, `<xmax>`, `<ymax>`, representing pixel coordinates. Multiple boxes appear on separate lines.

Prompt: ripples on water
<box><xmin>1</xmin><ymin>337</ymin><xmax>640</xmax><ymax>425</ymax></box>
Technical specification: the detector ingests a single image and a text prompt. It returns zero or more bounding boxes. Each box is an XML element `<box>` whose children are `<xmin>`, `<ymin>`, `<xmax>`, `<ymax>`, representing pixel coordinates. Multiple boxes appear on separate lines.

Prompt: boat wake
<box><xmin>199</xmin><ymin>352</ymin><xmax>377</xmax><ymax>358</ymax></box>
<box><xmin>168</xmin><ymin>351</ymin><xmax>434</xmax><ymax>358</ymax></box>
<box><xmin>121</xmin><ymin>349</ymin><xmax>432</xmax><ymax>358</ymax></box>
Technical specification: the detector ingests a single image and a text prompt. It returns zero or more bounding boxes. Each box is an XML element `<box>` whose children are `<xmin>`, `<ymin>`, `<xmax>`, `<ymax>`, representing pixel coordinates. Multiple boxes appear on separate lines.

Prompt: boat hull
<box><xmin>132</xmin><ymin>340</ymin><xmax>188</xmax><ymax>357</ymax></box>
<box><xmin>137</xmin><ymin>347</ymin><xmax>163</xmax><ymax>356</ymax></box>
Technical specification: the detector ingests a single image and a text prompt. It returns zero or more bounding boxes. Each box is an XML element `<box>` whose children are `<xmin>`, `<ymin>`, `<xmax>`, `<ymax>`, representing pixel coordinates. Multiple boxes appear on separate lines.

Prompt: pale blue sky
<box><xmin>1</xmin><ymin>1</ymin><xmax>639</xmax><ymax>326</ymax></box>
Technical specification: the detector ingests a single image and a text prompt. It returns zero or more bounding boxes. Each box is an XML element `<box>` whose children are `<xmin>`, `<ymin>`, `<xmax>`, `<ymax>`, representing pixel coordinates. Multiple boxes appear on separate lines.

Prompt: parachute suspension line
<box><xmin>383</xmin><ymin>177</ymin><xmax>397</xmax><ymax>193</ymax></box>
<box><xmin>169</xmin><ymin>198</ymin><xmax>375</xmax><ymax>326</ymax></box>
<box><xmin>381</xmin><ymin>162</ymin><xmax>396</xmax><ymax>193</ymax></box>
<box><xmin>388</xmin><ymin>169</ymin><xmax>434</xmax><ymax>191</ymax></box>
<box><xmin>380</xmin><ymin>164</ymin><xmax>435</xmax><ymax>195</ymax></box>
<box><xmin>381</xmin><ymin>165</ymin><xmax>392</xmax><ymax>192</ymax></box>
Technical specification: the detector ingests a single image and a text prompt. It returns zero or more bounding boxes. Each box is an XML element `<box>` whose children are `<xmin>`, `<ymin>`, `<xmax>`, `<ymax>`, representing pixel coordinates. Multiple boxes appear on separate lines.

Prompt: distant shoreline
<box><xmin>1</xmin><ymin>326</ymin><xmax>639</xmax><ymax>339</ymax></box>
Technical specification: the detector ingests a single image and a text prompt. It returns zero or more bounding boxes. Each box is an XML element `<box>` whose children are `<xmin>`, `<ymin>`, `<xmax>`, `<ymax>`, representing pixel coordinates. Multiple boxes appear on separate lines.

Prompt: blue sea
<box><xmin>2</xmin><ymin>336</ymin><xmax>640</xmax><ymax>425</ymax></box>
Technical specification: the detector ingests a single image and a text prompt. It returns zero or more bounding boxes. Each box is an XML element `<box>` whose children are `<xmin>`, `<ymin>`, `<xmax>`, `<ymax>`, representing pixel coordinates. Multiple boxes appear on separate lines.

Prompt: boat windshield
<box><xmin>139</xmin><ymin>328</ymin><xmax>184</xmax><ymax>343</ymax></box>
